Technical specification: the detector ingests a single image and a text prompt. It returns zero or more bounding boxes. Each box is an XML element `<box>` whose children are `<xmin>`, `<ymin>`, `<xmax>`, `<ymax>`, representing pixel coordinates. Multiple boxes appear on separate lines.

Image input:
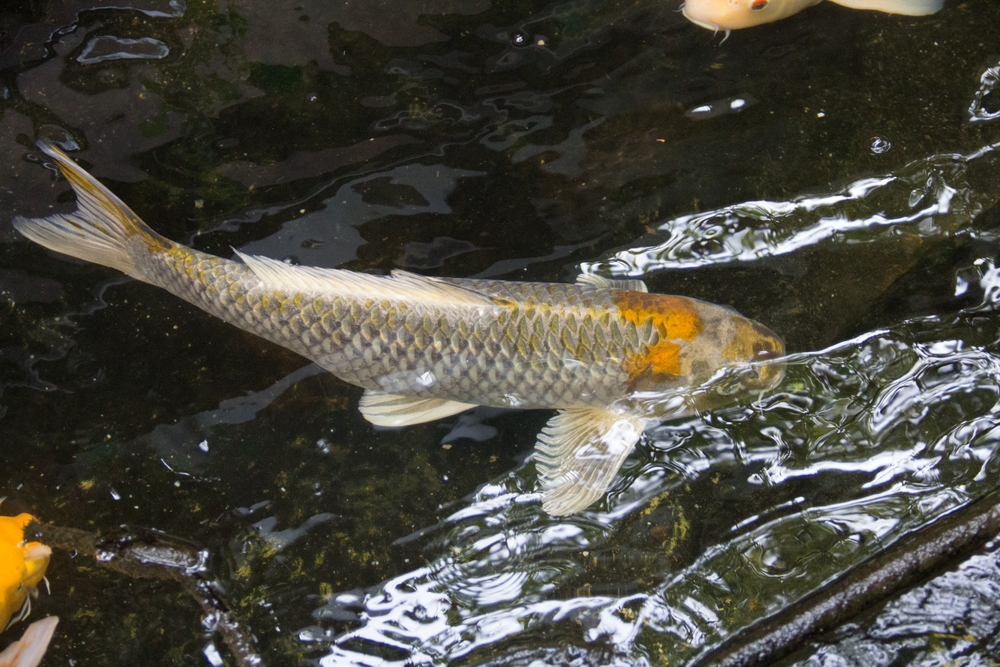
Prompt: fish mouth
<box><xmin>680</xmin><ymin>6</ymin><xmax>723</xmax><ymax>31</ymax></box>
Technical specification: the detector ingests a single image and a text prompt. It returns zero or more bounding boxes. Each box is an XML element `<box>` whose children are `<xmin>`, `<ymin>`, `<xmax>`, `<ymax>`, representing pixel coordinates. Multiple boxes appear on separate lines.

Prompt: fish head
<box><xmin>717</xmin><ymin>315</ymin><xmax>786</xmax><ymax>393</ymax></box>
<box><xmin>617</xmin><ymin>294</ymin><xmax>784</xmax><ymax>415</ymax></box>
<box><xmin>682</xmin><ymin>0</ymin><xmax>813</xmax><ymax>31</ymax></box>
<box><xmin>0</xmin><ymin>514</ymin><xmax>50</xmax><ymax>630</ymax></box>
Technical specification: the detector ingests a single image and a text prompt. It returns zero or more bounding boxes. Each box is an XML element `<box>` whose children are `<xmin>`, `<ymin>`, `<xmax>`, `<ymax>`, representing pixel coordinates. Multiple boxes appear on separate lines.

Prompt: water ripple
<box><xmin>581</xmin><ymin>143</ymin><xmax>1000</xmax><ymax>276</ymax></box>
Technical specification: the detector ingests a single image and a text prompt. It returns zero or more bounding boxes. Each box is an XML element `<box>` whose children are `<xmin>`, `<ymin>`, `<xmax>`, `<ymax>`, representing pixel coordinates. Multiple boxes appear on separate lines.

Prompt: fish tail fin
<box><xmin>12</xmin><ymin>141</ymin><xmax>172</xmax><ymax>279</ymax></box>
<box><xmin>827</xmin><ymin>0</ymin><xmax>943</xmax><ymax>15</ymax></box>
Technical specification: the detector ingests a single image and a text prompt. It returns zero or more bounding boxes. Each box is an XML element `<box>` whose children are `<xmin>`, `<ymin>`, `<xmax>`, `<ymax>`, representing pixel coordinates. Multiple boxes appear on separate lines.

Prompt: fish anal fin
<box><xmin>534</xmin><ymin>408</ymin><xmax>647</xmax><ymax>516</ymax></box>
<box><xmin>576</xmin><ymin>273</ymin><xmax>649</xmax><ymax>293</ymax></box>
<box><xmin>827</xmin><ymin>0</ymin><xmax>942</xmax><ymax>14</ymax></box>
<box><xmin>359</xmin><ymin>390</ymin><xmax>477</xmax><ymax>427</ymax></box>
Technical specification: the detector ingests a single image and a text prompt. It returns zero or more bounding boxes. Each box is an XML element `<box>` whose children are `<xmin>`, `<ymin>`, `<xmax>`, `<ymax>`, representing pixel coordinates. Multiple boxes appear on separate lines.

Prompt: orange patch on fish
<box><xmin>614</xmin><ymin>292</ymin><xmax>703</xmax><ymax>381</ymax></box>
<box><xmin>635</xmin><ymin>339</ymin><xmax>684</xmax><ymax>377</ymax></box>
<box><xmin>614</xmin><ymin>292</ymin><xmax>703</xmax><ymax>342</ymax></box>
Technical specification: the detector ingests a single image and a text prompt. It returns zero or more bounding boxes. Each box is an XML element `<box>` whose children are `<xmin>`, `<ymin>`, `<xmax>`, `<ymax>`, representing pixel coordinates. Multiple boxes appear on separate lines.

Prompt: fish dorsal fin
<box><xmin>534</xmin><ymin>408</ymin><xmax>648</xmax><ymax>516</ymax></box>
<box><xmin>234</xmin><ymin>251</ymin><xmax>497</xmax><ymax>307</ymax></box>
<box><xmin>575</xmin><ymin>273</ymin><xmax>648</xmax><ymax>293</ymax></box>
<box><xmin>359</xmin><ymin>390</ymin><xmax>477</xmax><ymax>427</ymax></box>
<box><xmin>827</xmin><ymin>0</ymin><xmax>942</xmax><ymax>14</ymax></box>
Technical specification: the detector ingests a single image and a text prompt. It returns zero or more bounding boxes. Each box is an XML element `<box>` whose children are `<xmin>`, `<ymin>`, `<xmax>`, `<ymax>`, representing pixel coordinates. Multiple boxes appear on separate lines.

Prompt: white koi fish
<box><xmin>682</xmin><ymin>0</ymin><xmax>943</xmax><ymax>33</ymax></box>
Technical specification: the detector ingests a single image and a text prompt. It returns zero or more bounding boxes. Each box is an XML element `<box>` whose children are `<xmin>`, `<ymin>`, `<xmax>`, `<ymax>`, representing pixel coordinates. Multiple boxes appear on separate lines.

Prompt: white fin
<box><xmin>234</xmin><ymin>251</ymin><xmax>498</xmax><ymax>307</ymax></box>
<box><xmin>23</xmin><ymin>543</ymin><xmax>51</xmax><ymax>564</ymax></box>
<box><xmin>359</xmin><ymin>390</ymin><xmax>477</xmax><ymax>426</ymax></box>
<box><xmin>12</xmin><ymin>141</ymin><xmax>168</xmax><ymax>279</ymax></box>
<box><xmin>827</xmin><ymin>0</ymin><xmax>942</xmax><ymax>14</ymax></box>
<box><xmin>0</xmin><ymin>616</ymin><xmax>59</xmax><ymax>667</ymax></box>
<box><xmin>575</xmin><ymin>273</ymin><xmax>648</xmax><ymax>293</ymax></box>
<box><xmin>534</xmin><ymin>408</ymin><xmax>647</xmax><ymax>516</ymax></box>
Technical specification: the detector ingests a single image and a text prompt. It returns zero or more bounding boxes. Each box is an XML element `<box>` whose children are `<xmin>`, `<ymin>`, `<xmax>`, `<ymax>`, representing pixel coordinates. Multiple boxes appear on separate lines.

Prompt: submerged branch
<box><xmin>691</xmin><ymin>489</ymin><xmax>1000</xmax><ymax>667</ymax></box>
<box><xmin>24</xmin><ymin>522</ymin><xmax>262</xmax><ymax>667</ymax></box>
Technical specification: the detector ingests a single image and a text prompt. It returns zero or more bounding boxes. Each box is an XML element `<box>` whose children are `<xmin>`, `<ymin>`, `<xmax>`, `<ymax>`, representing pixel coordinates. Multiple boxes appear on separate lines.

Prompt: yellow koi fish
<box><xmin>13</xmin><ymin>141</ymin><xmax>785</xmax><ymax>515</ymax></box>
<box><xmin>682</xmin><ymin>0</ymin><xmax>943</xmax><ymax>33</ymax></box>
<box><xmin>0</xmin><ymin>514</ymin><xmax>50</xmax><ymax>631</ymax></box>
<box><xmin>0</xmin><ymin>617</ymin><xmax>58</xmax><ymax>667</ymax></box>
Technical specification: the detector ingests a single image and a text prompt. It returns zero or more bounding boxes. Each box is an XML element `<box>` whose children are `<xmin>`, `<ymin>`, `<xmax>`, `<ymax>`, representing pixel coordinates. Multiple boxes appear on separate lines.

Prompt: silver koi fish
<box><xmin>13</xmin><ymin>141</ymin><xmax>785</xmax><ymax>515</ymax></box>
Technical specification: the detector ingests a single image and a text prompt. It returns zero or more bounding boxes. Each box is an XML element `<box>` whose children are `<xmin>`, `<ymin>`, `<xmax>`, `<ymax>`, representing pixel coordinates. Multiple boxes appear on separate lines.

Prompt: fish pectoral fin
<box><xmin>22</xmin><ymin>544</ymin><xmax>51</xmax><ymax>589</ymax></box>
<box><xmin>359</xmin><ymin>390</ymin><xmax>477</xmax><ymax>427</ymax></box>
<box><xmin>575</xmin><ymin>273</ymin><xmax>648</xmax><ymax>293</ymax></box>
<box><xmin>826</xmin><ymin>0</ymin><xmax>942</xmax><ymax>14</ymax></box>
<box><xmin>0</xmin><ymin>616</ymin><xmax>59</xmax><ymax>666</ymax></box>
<box><xmin>534</xmin><ymin>408</ymin><xmax>648</xmax><ymax>516</ymax></box>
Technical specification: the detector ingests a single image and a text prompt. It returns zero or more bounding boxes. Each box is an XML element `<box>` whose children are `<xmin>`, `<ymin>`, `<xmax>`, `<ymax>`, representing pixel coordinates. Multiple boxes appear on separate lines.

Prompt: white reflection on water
<box><xmin>307</xmin><ymin>278</ymin><xmax>1000</xmax><ymax>666</ymax></box>
<box><xmin>581</xmin><ymin>141</ymin><xmax>1000</xmax><ymax>277</ymax></box>
<box><xmin>311</xmin><ymin>316</ymin><xmax>1000</xmax><ymax>665</ymax></box>
<box><xmin>304</xmin><ymin>124</ymin><xmax>1000</xmax><ymax>664</ymax></box>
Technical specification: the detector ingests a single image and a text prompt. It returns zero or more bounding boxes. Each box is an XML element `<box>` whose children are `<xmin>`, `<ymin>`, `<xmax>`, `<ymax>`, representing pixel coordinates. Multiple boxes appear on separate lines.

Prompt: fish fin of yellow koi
<box><xmin>233</xmin><ymin>251</ymin><xmax>497</xmax><ymax>307</ymax></box>
<box><xmin>21</xmin><ymin>544</ymin><xmax>51</xmax><ymax>591</ymax></box>
<box><xmin>359</xmin><ymin>390</ymin><xmax>477</xmax><ymax>427</ymax></box>
<box><xmin>575</xmin><ymin>273</ymin><xmax>648</xmax><ymax>293</ymax></box>
<box><xmin>12</xmin><ymin>141</ymin><xmax>170</xmax><ymax>279</ymax></box>
<box><xmin>535</xmin><ymin>408</ymin><xmax>648</xmax><ymax>516</ymax></box>
<box><xmin>827</xmin><ymin>0</ymin><xmax>942</xmax><ymax>14</ymax></box>
<box><xmin>0</xmin><ymin>616</ymin><xmax>59</xmax><ymax>667</ymax></box>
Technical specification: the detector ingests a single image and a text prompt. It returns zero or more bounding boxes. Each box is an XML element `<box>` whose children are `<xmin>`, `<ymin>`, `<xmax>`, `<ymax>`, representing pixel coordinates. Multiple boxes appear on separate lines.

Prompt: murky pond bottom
<box><xmin>2</xmin><ymin>0</ymin><xmax>1000</xmax><ymax>665</ymax></box>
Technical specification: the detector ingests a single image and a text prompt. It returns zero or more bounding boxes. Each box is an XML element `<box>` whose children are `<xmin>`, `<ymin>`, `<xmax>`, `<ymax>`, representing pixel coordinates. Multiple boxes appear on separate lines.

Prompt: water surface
<box><xmin>1</xmin><ymin>0</ymin><xmax>1000</xmax><ymax>665</ymax></box>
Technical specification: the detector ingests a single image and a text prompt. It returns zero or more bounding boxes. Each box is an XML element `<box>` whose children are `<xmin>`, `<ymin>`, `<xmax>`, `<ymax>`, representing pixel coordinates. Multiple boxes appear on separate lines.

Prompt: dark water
<box><xmin>2</xmin><ymin>0</ymin><xmax>1000</xmax><ymax>665</ymax></box>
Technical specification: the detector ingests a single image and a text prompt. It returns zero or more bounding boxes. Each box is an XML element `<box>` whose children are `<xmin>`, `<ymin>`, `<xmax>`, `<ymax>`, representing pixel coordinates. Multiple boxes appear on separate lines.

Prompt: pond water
<box><xmin>2</xmin><ymin>1</ymin><xmax>1000</xmax><ymax>665</ymax></box>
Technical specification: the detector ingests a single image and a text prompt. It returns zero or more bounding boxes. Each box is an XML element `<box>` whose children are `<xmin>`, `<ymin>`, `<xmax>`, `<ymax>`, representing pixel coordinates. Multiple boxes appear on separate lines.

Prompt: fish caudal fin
<box><xmin>535</xmin><ymin>408</ymin><xmax>647</xmax><ymax>516</ymax></box>
<box><xmin>827</xmin><ymin>0</ymin><xmax>943</xmax><ymax>15</ymax></box>
<box><xmin>0</xmin><ymin>616</ymin><xmax>59</xmax><ymax>667</ymax></box>
<box><xmin>11</xmin><ymin>141</ymin><xmax>171</xmax><ymax>280</ymax></box>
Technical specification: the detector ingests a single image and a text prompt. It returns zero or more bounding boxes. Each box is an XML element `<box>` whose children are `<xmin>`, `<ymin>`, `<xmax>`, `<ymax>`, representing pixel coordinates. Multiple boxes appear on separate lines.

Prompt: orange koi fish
<box><xmin>0</xmin><ymin>514</ymin><xmax>50</xmax><ymax>631</ymax></box>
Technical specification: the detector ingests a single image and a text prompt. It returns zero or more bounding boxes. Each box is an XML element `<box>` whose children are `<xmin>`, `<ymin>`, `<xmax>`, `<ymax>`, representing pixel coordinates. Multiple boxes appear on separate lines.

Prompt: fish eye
<box><xmin>750</xmin><ymin>0</ymin><xmax>769</xmax><ymax>9</ymax></box>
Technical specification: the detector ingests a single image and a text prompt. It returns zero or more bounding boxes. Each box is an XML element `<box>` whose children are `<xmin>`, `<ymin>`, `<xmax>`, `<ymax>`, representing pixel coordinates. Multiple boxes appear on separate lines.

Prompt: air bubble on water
<box><xmin>203</xmin><ymin>642</ymin><xmax>224</xmax><ymax>667</ymax></box>
<box><xmin>969</xmin><ymin>63</ymin><xmax>1000</xmax><ymax>123</ymax></box>
<box><xmin>870</xmin><ymin>136</ymin><xmax>891</xmax><ymax>154</ymax></box>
